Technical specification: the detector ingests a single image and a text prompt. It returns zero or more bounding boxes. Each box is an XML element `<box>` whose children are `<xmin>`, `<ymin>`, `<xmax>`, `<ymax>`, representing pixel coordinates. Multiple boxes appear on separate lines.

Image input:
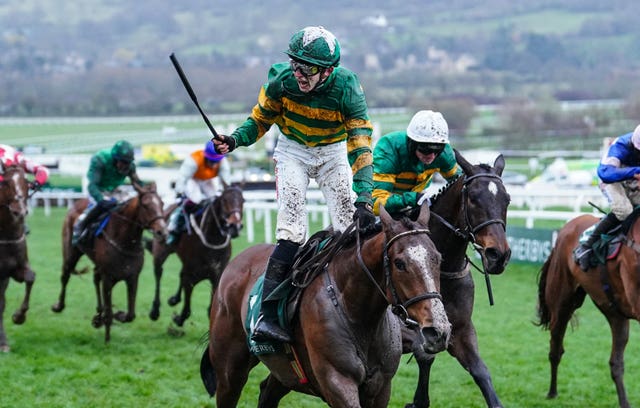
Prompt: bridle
<box><xmin>355</xmin><ymin>224</ymin><xmax>442</xmax><ymax>328</ymax></box>
<box><xmin>430</xmin><ymin>172</ymin><xmax>508</xmax><ymax>305</ymax></box>
<box><xmin>430</xmin><ymin>173</ymin><xmax>506</xmax><ymax>245</ymax></box>
<box><xmin>189</xmin><ymin>188</ymin><xmax>243</xmax><ymax>250</ymax></box>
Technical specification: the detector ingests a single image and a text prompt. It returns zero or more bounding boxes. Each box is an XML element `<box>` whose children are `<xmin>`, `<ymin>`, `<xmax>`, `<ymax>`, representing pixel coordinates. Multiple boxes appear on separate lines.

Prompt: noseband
<box><xmin>356</xmin><ymin>226</ymin><xmax>442</xmax><ymax>328</ymax></box>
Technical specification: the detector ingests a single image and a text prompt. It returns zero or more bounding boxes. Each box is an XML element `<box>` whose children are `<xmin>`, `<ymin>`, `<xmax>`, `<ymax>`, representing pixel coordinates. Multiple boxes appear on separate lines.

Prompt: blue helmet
<box><xmin>204</xmin><ymin>140</ymin><xmax>224</xmax><ymax>162</ymax></box>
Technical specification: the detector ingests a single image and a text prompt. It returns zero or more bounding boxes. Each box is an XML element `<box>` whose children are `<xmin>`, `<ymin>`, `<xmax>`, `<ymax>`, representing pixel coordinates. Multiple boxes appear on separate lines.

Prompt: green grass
<box><xmin>1</xmin><ymin>207</ymin><xmax>639</xmax><ymax>407</ymax></box>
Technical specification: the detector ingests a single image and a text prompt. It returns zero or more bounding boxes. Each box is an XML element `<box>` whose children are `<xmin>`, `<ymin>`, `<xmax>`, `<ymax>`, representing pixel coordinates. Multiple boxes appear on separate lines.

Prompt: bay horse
<box><xmin>0</xmin><ymin>165</ymin><xmax>33</xmax><ymax>352</ymax></box>
<box><xmin>51</xmin><ymin>181</ymin><xmax>168</xmax><ymax>342</ymax></box>
<box><xmin>200</xmin><ymin>203</ymin><xmax>450</xmax><ymax>407</ymax></box>
<box><xmin>537</xmin><ymin>212</ymin><xmax>640</xmax><ymax>408</ymax></box>
<box><xmin>402</xmin><ymin>149</ymin><xmax>512</xmax><ymax>408</ymax></box>
<box><xmin>147</xmin><ymin>183</ymin><xmax>244</xmax><ymax>328</ymax></box>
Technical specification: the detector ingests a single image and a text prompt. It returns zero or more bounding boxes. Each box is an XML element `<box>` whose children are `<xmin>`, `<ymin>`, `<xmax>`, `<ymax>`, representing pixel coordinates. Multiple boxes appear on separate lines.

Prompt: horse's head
<box><xmin>214</xmin><ymin>184</ymin><xmax>244</xmax><ymax>238</ymax></box>
<box><xmin>0</xmin><ymin>165</ymin><xmax>29</xmax><ymax>219</ymax></box>
<box><xmin>380</xmin><ymin>202</ymin><xmax>451</xmax><ymax>354</ymax></box>
<box><xmin>453</xmin><ymin>149</ymin><xmax>512</xmax><ymax>275</ymax></box>
<box><xmin>133</xmin><ymin>181</ymin><xmax>168</xmax><ymax>241</ymax></box>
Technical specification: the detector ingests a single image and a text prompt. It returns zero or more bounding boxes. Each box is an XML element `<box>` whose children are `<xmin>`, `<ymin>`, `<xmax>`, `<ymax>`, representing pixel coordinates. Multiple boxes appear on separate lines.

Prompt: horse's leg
<box><xmin>101</xmin><ymin>276</ymin><xmax>114</xmax><ymax>343</ymax></box>
<box><xmin>51</xmin><ymin>248</ymin><xmax>82</xmax><ymax>313</ymax></box>
<box><xmin>115</xmin><ymin>273</ymin><xmax>138</xmax><ymax>323</ymax></box>
<box><xmin>168</xmin><ymin>273</ymin><xmax>183</xmax><ymax>307</ymax></box>
<box><xmin>210</xmin><ymin>296</ymin><xmax>257</xmax><ymax>408</ymax></box>
<box><xmin>149</xmin><ymin>245</ymin><xmax>171</xmax><ymax>321</ymax></box>
<box><xmin>442</xmin><ymin>276</ymin><xmax>502</xmax><ymax>408</ymax></box>
<box><xmin>0</xmin><ymin>278</ymin><xmax>10</xmax><ymax>352</ymax></box>
<box><xmin>257</xmin><ymin>375</ymin><xmax>291</xmax><ymax>408</ymax></box>
<box><xmin>12</xmin><ymin>267</ymin><xmax>35</xmax><ymax>325</ymax></box>
<box><xmin>545</xmin><ymin>287</ymin><xmax>586</xmax><ymax>400</ymax></box>
<box><xmin>91</xmin><ymin>271</ymin><xmax>104</xmax><ymax>329</ymax></box>
<box><xmin>401</xmin><ymin>324</ymin><xmax>435</xmax><ymax>408</ymax></box>
<box><xmin>172</xmin><ymin>271</ymin><xmax>193</xmax><ymax>327</ymax></box>
<box><xmin>408</xmin><ymin>351</ymin><xmax>436</xmax><ymax>408</ymax></box>
<box><xmin>604</xmin><ymin>312</ymin><xmax>631</xmax><ymax>408</ymax></box>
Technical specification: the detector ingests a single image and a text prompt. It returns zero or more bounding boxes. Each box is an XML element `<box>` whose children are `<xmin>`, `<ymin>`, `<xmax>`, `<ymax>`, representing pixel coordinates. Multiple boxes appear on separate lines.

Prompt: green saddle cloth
<box><xmin>245</xmin><ymin>275</ymin><xmax>294</xmax><ymax>355</ymax></box>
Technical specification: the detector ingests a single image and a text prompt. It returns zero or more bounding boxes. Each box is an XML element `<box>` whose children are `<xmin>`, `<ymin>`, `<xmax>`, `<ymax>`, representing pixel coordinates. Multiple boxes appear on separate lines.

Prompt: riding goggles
<box><xmin>416</xmin><ymin>143</ymin><xmax>446</xmax><ymax>155</ymax></box>
<box><xmin>290</xmin><ymin>59</ymin><xmax>321</xmax><ymax>77</ymax></box>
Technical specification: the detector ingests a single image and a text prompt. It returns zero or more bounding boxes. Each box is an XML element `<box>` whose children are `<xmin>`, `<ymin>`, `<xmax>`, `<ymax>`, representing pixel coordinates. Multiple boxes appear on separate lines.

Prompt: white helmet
<box><xmin>632</xmin><ymin>124</ymin><xmax>640</xmax><ymax>150</ymax></box>
<box><xmin>406</xmin><ymin>110</ymin><xmax>449</xmax><ymax>144</ymax></box>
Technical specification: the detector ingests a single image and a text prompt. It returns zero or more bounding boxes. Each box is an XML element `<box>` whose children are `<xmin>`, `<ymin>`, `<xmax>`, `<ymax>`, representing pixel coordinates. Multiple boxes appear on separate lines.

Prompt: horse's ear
<box><xmin>379</xmin><ymin>204</ymin><xmax>392</xmax><ymax>230</ymax></box>
<box><xmin>416</xmin><ymin>201</ymin><xmax>431</xmax><ymax>227</ymax></box>
<box><xmin>493</xmin><ymin>154</ymin><xmax>505</xmax><ymax>176</ymax></box>
<box><xmin>221</xmin><ymin>178</ymin><xmax>229</xmax><ymax>190</ymax></box>
<box><xmin>454</xmin><ymin>149</ymin><xmax>473</xmax><ymax>176</ymax></box>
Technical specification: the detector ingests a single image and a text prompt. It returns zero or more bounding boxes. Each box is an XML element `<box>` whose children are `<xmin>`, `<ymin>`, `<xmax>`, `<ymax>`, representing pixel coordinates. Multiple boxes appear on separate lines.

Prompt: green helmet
<box><xmin>111</xmin><ymin>140</ymin><xmax>134</xmax><ymax>163</ymax></box>
<box><xmin>286</xmin><ymin>26</ymin><xmax>340</xmax><ymax>68</ymax></box>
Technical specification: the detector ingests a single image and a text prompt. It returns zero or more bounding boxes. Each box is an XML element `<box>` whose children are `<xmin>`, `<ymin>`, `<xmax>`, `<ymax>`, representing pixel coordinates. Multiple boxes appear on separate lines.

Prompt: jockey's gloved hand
<box><xmin>353</xmin><ymin>202</ymin><xmax>376</xmax><ymax>233</ymax></box>
<box><xmin>29</xmin><ymin>180</ymin><xmax>41</xmax><ymax>190</ymax></box>
<box><xmin>98</xmin><ymin>198</ymin><xmax>118</xmax><ymax>211</ymax></box>
<box><xmin>213</xmin><ymin>135</ymin><xmax>236</xmax><ymax>153</ymax></box>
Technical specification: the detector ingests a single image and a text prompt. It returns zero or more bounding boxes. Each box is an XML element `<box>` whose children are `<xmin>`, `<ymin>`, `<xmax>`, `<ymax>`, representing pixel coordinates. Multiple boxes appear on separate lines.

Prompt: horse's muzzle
<box><xmin>421</xmin><ymin>325</ymin><xmax>450</xmax><ymax>354</ymax></box>
<box><xmin>484</xmin><ymin>247</ymin><xmax>511</xmax><ymax>275</ymax></box>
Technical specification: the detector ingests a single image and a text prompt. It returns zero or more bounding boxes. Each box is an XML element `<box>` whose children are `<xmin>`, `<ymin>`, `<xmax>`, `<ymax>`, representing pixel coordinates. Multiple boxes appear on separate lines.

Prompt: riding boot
<box><xmin>574</xmin><ymin>212</ymin><xmax>621</xmax><ymax>271</ymax></box>
<box><xmin>251</xmin><ymin>257</ymin><xmax>292</xmax><ymax>343</ymax></box>
<box><xmin>166</xmin><ymin>207</ymin><xmax>185</xmax><ymax>245</ymax></box>
<box><xmin>251</xmin><ymin>240</ymin><xmax>300</xmax><ymax>343</ymax></box>
<box><xmin>72</xmin><ymin>205</ymin><xmax>103</xmax><ymax>245</ymax></box>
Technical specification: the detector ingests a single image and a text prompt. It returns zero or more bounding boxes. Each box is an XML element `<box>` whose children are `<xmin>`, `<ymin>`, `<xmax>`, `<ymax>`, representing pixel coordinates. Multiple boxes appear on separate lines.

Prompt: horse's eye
<box><xmin>393</xmin><ymin>259</ymin><xmax>406</xmax><ymax>271</ymax></box>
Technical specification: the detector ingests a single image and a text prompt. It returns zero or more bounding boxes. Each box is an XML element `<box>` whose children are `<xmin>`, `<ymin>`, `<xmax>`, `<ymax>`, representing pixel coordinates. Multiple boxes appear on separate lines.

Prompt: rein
<box><xmin>355</xmin><ymin>222</ymin><xmax>441</xmax><ymax>327</ymax></box>
<box><xmin>188</xmin><ymin>194</ymin><xmax>242</xmax><ymax>250</ymax></box>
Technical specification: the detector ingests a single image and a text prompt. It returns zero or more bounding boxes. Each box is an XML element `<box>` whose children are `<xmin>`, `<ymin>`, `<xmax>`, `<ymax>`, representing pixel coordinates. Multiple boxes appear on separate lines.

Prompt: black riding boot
<box><xmin>251</xmin><ymin>240</ymin><xmax>299</xmax><ymax>343</ymax></box>
<box><xmin>574</xmin><ymin>212</ymin><xmax>621</xmax><ymax>271</ymax></box>
<box><xmin>72</xmin><ymin>205</ymin><xmax>104</xmax><ymax>245</ymax></box>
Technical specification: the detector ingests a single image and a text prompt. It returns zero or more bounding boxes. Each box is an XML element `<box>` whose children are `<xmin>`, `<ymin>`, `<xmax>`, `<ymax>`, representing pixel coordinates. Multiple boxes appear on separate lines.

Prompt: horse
<box><xmin>537</xmin><ymin>211</ymin><xmax>640</xmax><ymax>408</ymax></box>
<box><xmin>51</xmin><ymin>181</ymin><xmax>168</xmax><ymax>343</ymax></box>
<box><xmin>0</xmin><ymin>165</ymin><xmax>33</xmax><ymax>352</ymax></box>
<box><xmin>401</xmin><ymin>149</ymin><xmax>512</xmax><ymax>408</ymax></box>
<box><xmin>147</xmin><ymin>183</ymin><xmax>244</xmax><ymax>328</ymax></box>
<box><xmin>199</xmin><ymin>203</ymin><xmax>450</xmax><ymax>407</ymax></box>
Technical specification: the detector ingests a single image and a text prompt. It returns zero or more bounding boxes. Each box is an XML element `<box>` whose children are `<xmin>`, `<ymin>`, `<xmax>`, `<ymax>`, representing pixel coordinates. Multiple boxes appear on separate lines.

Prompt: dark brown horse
<box><xmin>147</xmin><ymin>183</ymin><xmax>244</xmax><ymax>328</ymax></box>
<box><xmin>0</xmin><ymin>165</ymin><xmax>33</xmax><ymax>352</ymax></box>
<box><xmin>402</xmin><ymin>150</ymin><xmax>512</xmax><ymax>408</ymax></box>
<box><xmin>51</xmin><ymin>181</ymin><xmax>167</xmax><ymax>342</ymax></box>
<box><xmin>537</xmin><ymin>212</ymin><xmax>640</xmax><ymax>408</ymax></box>
<box><xmin>200</xmin><ymin>203</ymin><xmax>450</xmax><ymax>407</ymax></box>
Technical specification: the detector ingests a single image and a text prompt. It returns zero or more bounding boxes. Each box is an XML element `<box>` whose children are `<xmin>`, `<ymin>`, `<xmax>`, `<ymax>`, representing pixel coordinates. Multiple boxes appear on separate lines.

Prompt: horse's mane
<box><xmin>430</xmin><ymin>174</ymin><xmax>463</xmax><ymax>206</ymax></box>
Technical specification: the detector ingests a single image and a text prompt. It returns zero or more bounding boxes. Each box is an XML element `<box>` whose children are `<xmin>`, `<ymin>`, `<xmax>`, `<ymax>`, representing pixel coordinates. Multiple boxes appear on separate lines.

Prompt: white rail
<box><xmin>29</xmin><ymin>186</ymin><xmax>608</xmax><ymax>240</ymax></box>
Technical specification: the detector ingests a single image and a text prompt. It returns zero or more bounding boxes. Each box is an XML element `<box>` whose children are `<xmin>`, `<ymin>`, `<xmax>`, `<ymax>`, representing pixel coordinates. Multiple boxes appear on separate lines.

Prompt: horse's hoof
<box><xmin>172</xmin><ymin>314</ymin><xmax>185</xmax><ymax>327</ymax></box>
<box><xmin>51</xmin><ymin>303</ymin><xmax>64</xmax><ymax>313</ymax></box>
<box><xmin>168</xmin><ymin>296</ymin><xmax>179</xmax><ymax>306</ymax></box>
<box><xmin>149</xmin><ymin>309</ymin><xmax>159</xmax><ymax>321</ymax></box>
<box><xmin>92</xmin><ymin>315</ymin><xmax>103</xmax><ymax>328</ymax></box>
<box><xmin>114</xmin><ymin>311</ymin><xmax>134</xmax><ymax>323</ymax></box>
<box><xmin>12</xmin><ymin>312</ymin><xmax>26</xmax><ymax>325</ymax></box>
<box><xmin>0</xmin><ymin>344</ymin><xmax>10</xmax><ymax>353</ymax></box>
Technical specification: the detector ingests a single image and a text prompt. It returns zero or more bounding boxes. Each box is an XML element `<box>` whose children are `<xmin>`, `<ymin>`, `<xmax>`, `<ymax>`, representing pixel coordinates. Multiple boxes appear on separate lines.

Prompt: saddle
<box><xmin>245</xmin><ymin>227</ymin><xmax>351</xmax><ymax>355</ymax></box>
<box><xmin>75</xmin><ymin>212</ymin><xmax>111</xmax><ymax>248</ymax></box>
<box><xmin>581</xmin><ymin>208</ymin><xmax>640</xmax><ymax>269</ymax></box>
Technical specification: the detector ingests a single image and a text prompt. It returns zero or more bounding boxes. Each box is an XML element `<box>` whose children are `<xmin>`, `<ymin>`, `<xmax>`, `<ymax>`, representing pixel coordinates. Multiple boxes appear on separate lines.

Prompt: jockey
<box><xmin>72</xmin><ymin>140</ymin><xmax>143</xmax><ymax>245</ymax></box>
<box><xmin>372</xmin><ymin>110</ymin><xmax>462</xmax><ymax>216</ymax></box>
<box><xmin>574</xmin><ymin>124</ymin><xmax>640</xmax><ymax>270</ymax></box>
<box><xmin>166</xmin><ymin>140</ymin><xmax>231</xmax><ymax>245</ymax></box>
<box><xmin>212</xmin><ymin>26</ymin><xmax>376</xmax><ymax>343</ymax></box>
<box><xmin>0</xmin><ymin>144</ymin><xmax>50</xmax><ymax>187</ymax></box>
